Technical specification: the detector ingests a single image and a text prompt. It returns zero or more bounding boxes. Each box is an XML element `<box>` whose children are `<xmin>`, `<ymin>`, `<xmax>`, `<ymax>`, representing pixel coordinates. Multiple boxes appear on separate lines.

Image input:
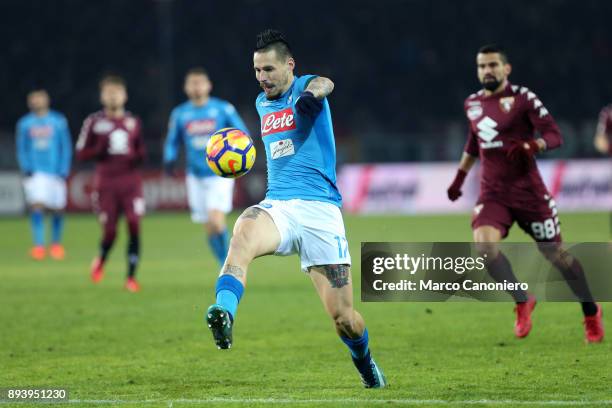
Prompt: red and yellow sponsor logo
<box><xmin>261</xmin><ymin>108</ymin><xmax>296</xmax><ymax>137</ymax></box>
<box><xmin>186</xmin><ymin>119</ymin><xmax>216</xmax><ymax>136</ymax></box>
<box><xmin>30</xmin><ymin>125</ymin><xmax>53</xmax><ymax>138</ymax></box>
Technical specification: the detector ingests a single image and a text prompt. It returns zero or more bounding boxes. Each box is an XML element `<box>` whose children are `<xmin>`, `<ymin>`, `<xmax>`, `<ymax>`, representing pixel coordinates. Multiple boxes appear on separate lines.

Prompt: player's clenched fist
<box><xmin>295</xmin><ymin>91</ymin><xmax>323</xmax><ymax>118</ymax></box>
<box><xmin>447</xmin><ymin>169</ymin><xmax>467</xmax><ymax>201</ymax></box>
<box><xmin>507</xmin><ymin>139</ymin><xmax>540</xmax><ymax>166</ymax></box>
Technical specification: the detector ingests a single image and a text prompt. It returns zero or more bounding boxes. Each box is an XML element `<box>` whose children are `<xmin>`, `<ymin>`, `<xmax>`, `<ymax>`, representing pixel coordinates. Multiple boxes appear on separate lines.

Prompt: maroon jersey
<box><xmin>76</xmin><ymin>111</ymin><xmax>146</xmax><ymax>182</ymax></box>
<box><xmin>463</xmin><ymin>83</ymin><xmax>562</xmax><ymax>204</ymax></box>
<box><xmin>597</xmin><ymin>104</ymin><xmax>612</xmax><ymax>153</ymax></box>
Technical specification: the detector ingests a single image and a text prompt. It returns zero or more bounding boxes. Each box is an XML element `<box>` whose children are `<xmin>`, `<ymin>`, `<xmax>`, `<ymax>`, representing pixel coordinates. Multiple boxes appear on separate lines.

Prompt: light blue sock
<box><xmin>51</xmin><ymin>213</ymin><xmax>64</xmax><ymax>243</ymax></box>
<box><xmin>215</xmin><ymin>274</ymin><xmax>244</xmax><ymax>321</ymax></box>
<box><xmin>30</xmin><ymin>209</ymin><xmax>45</xmax><ymax>246</ymax></box>
<box><xmin>341</xmin><ymin>328</ymin><xmax>370</xmax><ymax>359</ymax></box>
<box><xmin>208</xmin><ymin>229</ymin><xmax>229</xmax><ymax>266</ymax></box>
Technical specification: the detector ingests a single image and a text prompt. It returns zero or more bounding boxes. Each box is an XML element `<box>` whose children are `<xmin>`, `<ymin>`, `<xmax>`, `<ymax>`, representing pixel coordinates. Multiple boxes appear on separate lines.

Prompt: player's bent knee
<box><xmin>228</xmin><ymin>233</ymin><xmax>248</xmax><ymax>251</ymax></box>
<box><xmin>475</xmin><ymin>241</ymin><xmax>499</xmax><ymax>259</ymax></box>
<box><xmin>473</xmin><ymin>228</ymin><xmax>502</xmax><ymax>258</ymax></box>
<box><xmin>232</xmin><ymin>215</ymin><xmax>252</xmax><ymax>237</ymax></box>
<box><xmin>473</xmin><ymin>226</ymin><xmax>502</xmax><ymax>243</ymax></box>
<box><xmin>231</xmin><ymin>220</ymin><xmax>257</xmax><ymax>246</ymax></box>
<box><xmin>227</xmin><ymin>230</ymin><xmax>257</xmax><ymax>262</ymax></box>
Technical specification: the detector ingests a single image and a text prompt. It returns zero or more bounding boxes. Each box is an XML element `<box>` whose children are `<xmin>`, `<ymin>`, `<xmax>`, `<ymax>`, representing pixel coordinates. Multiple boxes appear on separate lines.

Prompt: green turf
<box><xmin>0</xmin><ymin>212</ymin><xmax>610</xmax><ymax>407</ymax></box>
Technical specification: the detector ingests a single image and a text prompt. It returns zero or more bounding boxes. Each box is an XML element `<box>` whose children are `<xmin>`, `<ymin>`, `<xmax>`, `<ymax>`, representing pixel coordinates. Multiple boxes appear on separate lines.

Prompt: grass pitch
<box><xmin>0</xmin><ymin>211</ymin><xmax>610</xmax><ymax>407</ymax></box>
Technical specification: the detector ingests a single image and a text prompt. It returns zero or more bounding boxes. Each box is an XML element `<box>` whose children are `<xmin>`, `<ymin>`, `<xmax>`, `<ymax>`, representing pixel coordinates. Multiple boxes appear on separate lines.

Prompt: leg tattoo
<box><xmin>240</xmin><ymin>207</ymin><xmax>264</xmax><ymax>221</ymax></box>
<box><xmin>221</xmin><ymin>264</ymin><xmax>245</xmax><ymax>279</ymax></box>
<box><xmin>320</xmin><ymin>264</ymin><xmax>351</xmax><ymax>288</ymax></box>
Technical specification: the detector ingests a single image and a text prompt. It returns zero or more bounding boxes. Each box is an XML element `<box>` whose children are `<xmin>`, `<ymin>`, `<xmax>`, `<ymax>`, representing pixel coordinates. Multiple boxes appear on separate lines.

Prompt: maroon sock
<box><xmin>486</xmin><ymin>252</ymin><xmax>528</xmax><ymax>303</ymax></box>
<box><xmin>552</xmin><ymin>258</ymin><xmax>597</xmax><ymax>316</ymax></box>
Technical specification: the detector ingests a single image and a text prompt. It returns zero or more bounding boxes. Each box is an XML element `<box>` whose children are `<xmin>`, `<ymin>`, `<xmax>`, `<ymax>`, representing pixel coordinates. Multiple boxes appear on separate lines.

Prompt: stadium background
<box><xmin>1</xmin><ymin>1</ymin><xmax>612</xmax><ymax>406</ymax></box>
<box><xmin>1</xmin><ymin>0</ymin><xmax>611</xmax><ymax>214</ymax></box>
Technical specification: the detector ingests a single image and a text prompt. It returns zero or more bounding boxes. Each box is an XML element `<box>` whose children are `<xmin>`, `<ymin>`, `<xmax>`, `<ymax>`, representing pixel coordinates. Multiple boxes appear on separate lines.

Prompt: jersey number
<box><xmin>334</xmin><ymin>236</ymin><xmax>348</xmax><ymax>259</ymax></box>
<box><xmin>108</xmin><ymin>129</ymin><xmax>130</xmax><ymax>155</ymax></box>
<box><xmin>530</xmin><ymin>218</ymin><xmax>557</xmax><ymax>240</ymax></box>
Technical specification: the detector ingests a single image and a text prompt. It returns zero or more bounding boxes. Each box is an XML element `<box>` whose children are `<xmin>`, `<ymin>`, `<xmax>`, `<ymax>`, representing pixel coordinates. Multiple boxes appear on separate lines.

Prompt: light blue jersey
<box><xmin>16</xmin><ymin>110</ymin><xmax>72</xmax><ymax>177</ymax></box>
<box><xmin>255</xmin><ymin>75</ymin><xmax>342</xmax><ymax>206</ymax></box>
<box><xmin>164</xmin><ymin>97</ymin><xmax>248</xmax><ymax>177</ymax></box>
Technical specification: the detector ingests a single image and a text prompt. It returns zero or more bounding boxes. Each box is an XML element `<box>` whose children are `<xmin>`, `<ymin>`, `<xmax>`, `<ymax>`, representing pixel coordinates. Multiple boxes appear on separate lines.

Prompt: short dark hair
<box><xmin>99</xmin><ymin>74</ymin><xmax>126</xmax><ymax>89</ymax></box>
<box><xmin>478</xmin><ymin>44</ymin><xmax>509</xmax><ymax>64</ymax></box>
<box><xmin>27</xmin><ymin>87</ymin><xmax>48</xmax><ymax>96</ymax></box>
<box><xmin>255</xmin><ymin>29</ymin><xmax>292</xmax><ymax>60</ymax></box>
<box><xmin>185</xmin><ymin>67</ymin><xmax>209</xmax><ymax>79</ymax></box>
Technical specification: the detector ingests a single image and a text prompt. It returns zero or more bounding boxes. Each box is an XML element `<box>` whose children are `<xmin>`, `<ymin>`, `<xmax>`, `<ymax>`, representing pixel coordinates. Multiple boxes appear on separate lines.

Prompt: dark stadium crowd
<box><xmin>1</xmin><ymin>0</ymin><xmax>611</xmax><ymax>165</ymax></box>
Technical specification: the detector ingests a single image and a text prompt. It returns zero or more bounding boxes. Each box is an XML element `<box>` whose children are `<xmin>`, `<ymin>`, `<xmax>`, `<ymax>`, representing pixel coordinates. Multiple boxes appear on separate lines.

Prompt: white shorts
<box><xmin>254</xmin><ymin>199</ymin><xmax>351</xmax><ymax>272</ymax></box>
<box><xmin>186</xmin><ymin>174</ymin><xmax>234</xmax><ymax>223</ymax></box>
<box><xmin>23</xmin><ymin>172</ymin><xmax>67</xmax><ymax>210</ymax></box>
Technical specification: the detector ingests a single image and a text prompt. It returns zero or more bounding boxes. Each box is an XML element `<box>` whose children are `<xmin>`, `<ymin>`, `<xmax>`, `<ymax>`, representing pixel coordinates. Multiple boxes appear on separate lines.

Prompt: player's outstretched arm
<box><xmin>295</xmin><ymin>77</ymin><xmax>334</xmax><ymax>119</ymax></box>
<box><xmin>305</xmin><ymin>77</ymin><xmax>334</xmax><ymax>99</ymax></box>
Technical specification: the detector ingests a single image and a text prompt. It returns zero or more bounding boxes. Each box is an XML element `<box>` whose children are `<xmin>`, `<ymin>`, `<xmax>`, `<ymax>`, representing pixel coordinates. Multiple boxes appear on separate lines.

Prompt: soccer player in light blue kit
<box><xmin>205</xmin><ymin>30</ymin><xmax>387</xmax><ymax>388</ymax></box>
<box><xmin>164</xmin><ymin>68</ymin><xmax>249</xmax><ymax>266</ymax></box>
<box><xmin>16</xmin><ymin>88</ymin><xmax>72</xmax><ymax>261</ymax></box>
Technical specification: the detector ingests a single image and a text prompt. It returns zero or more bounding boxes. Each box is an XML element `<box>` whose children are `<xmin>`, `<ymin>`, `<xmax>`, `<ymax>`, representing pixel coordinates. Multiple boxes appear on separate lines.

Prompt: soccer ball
<box><xmin>206</xmin><ymin>128</ymin><xmax>256</xmax><ymax>178</ymax></box>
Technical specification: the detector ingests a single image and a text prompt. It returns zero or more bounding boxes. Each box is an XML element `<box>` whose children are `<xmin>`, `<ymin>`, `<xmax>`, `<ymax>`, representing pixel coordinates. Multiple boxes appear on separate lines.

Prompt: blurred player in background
<box><xmin>76</xmin><ymin>75</ymin><xmax>146</xmax><ymax>292</ymax></box>
<box><xmin>205</xmin><ymin>30</ymin><xmax>387</xmax><ymax>388</ymax></box>
<box><xmin>594</xmin><ymin>104</ymin><xmax>612</xmax><ymax>239</ymax></box>
<box><xmin>16</xmin><ymin>88</ymin><xmax>72</xmax><ymax>261</ymax></box>
<box><xmin>593</xmin><ymin>104</ymin><xmax>612</xmax><ymax>155</ymax></box>
<box><xmin>163</xmin><ymin>68</ymin><xmax>249</xmax><ymax>266</ymax></box>
<box><xmin>447</xmin><ymin>45</ymin><xmax>604</xmax><ymax>343</ymax></box>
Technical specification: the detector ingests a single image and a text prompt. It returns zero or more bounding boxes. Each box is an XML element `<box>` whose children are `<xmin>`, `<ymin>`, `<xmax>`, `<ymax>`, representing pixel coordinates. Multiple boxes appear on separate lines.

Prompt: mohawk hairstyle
<box><xmin>255</xmin><ymin>29</ymin><xmax>293</xmax><ymax>60</ymax></box>
<box><xmin>478</xmin><ymin>44</ymin><xmax>509</xmax><ymax>64</ymax></box>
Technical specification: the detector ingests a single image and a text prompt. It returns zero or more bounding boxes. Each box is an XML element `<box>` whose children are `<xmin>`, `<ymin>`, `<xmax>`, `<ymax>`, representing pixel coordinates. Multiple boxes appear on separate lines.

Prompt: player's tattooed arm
<box><xmin>239</xmin><ymin>207</ymin><xmax>264</xmax><ymax>220</ymax></box>
<box><xmin>319</xmin><ymin>264</ymin><xmax>351</xmax><ymax>288</ymax></box>
<box><xmin>221</xmin><ymin>264</ymin><xmax>245</xmax><ymax>279</ymax></box>
<box><xmin>305</xmin><ymin>77</ymin><xmax>334</xmax><ymax>99</ymax></box>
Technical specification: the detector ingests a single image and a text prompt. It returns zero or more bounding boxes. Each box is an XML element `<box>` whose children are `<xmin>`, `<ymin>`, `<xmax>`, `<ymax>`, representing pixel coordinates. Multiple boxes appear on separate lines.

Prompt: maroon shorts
<box><xmin>92</xmin><ymin>179</ymin><xmax>144</xmax><ymax>224</ymax></box>
<box><xmin>471</xmin><ymin>194</ymin><xmax>561</xmax><ymax>242</ymax></box>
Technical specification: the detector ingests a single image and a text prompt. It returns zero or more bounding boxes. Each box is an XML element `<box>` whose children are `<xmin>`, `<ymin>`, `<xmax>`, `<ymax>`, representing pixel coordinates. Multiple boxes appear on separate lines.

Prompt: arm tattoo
<box><xmin>240</xmin><ymin>207</ymin><xmax>264</xmax><ymax>220</ymax></box>
<box><xmin>305</xmin><ymin>77</ymin><xmax>334</xmax><ymax>99</ymax></box>
<box><xmin>221</xmin><ymin>264</ymin><xmax>245</xmax><ymax>279</ymax></box>
<box><xmin>322</xmin><ymin>264</ymin><xmax>351</xmax><ymax>288</ymax></box>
